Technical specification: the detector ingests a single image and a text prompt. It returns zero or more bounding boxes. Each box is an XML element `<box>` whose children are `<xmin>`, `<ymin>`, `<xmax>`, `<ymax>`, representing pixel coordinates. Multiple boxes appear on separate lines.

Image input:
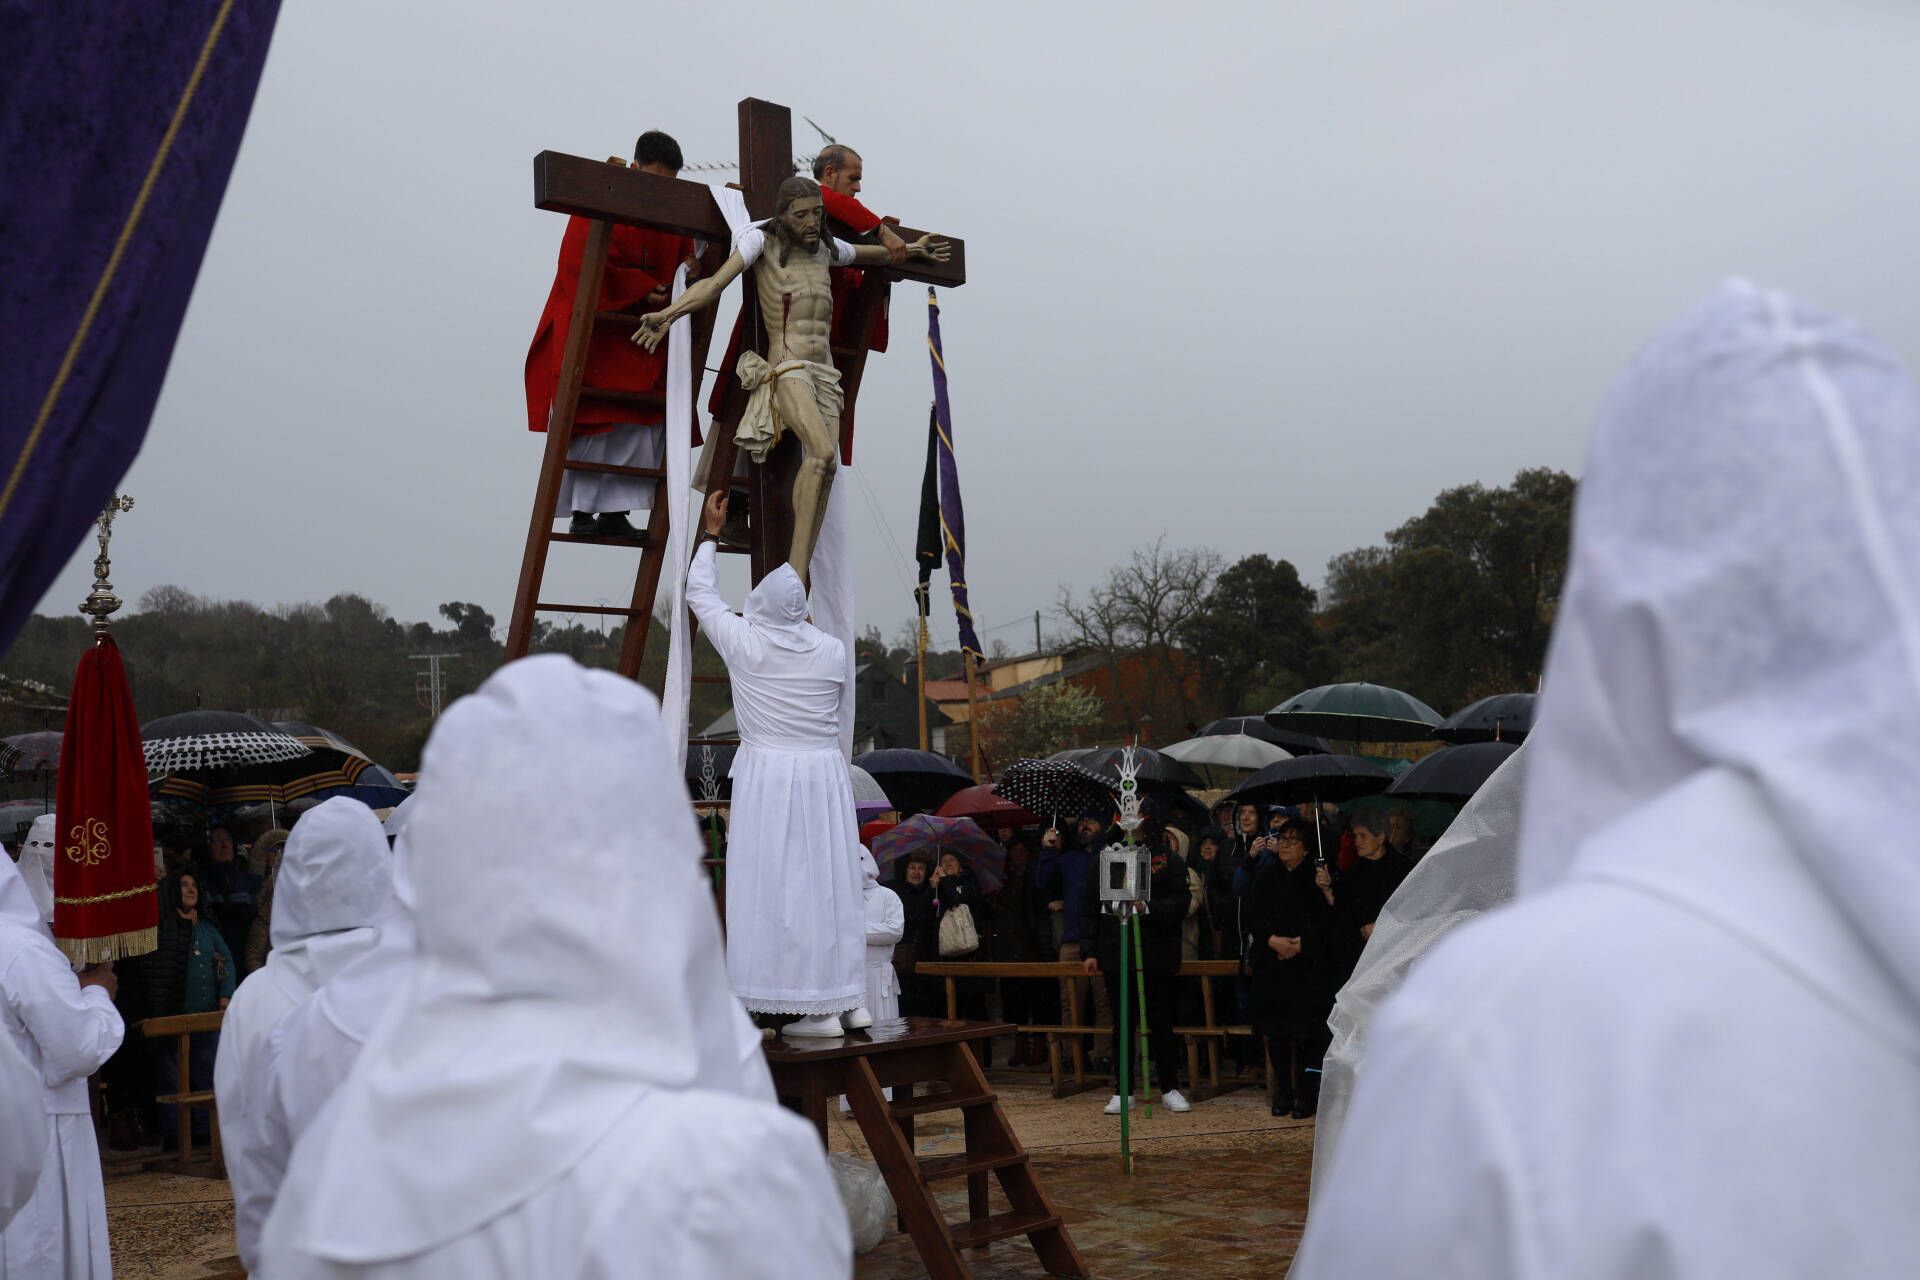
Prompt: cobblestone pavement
<box><xmin>105</xmin><ymin>1071</ymin><xmax>1314</xmax><ymax>1278</ymax></box>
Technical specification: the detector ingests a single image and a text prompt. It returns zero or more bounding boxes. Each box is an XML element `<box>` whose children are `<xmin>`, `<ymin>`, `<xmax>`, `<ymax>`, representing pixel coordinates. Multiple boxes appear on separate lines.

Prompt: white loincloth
<box><xmin>733</xmin><ymin>354</ymin><xmax>843</xmax><ymax>464</ymax></box>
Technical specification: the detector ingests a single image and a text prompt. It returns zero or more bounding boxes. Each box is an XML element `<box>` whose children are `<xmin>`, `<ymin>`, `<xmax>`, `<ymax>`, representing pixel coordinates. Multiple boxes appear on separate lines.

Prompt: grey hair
<box><xmin>1352</xmin><ymin>809</ymin><xmax>1391</xmax><ymax>837</ymax></box>
<box><xmin>811</xmin><ymin>144</ymin><xmax>860</xmax><ymax>179</ymax></box>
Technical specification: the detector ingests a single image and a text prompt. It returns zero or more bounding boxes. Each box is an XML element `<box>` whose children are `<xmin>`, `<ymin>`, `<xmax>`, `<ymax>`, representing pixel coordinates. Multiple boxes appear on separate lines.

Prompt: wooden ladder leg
<box><xmin>844</xmin><ymin>1058</ymin><xmax>971</xmax><ymax>1280</ymax></box>
<box><xmin>175</xmin><ymin>1035</ymin><xmax>191</xmax><ymax>1163</ymax></box>
<box><xmin>508</xmin><ymin>219</ymin><xmax>613</xmax><ymax>660</ymax></box>
<box><xmin>948</xmin><ymin>1039</ymin><xmax>1089</xmax><ymax>1279</ymax></box>
<box><xmin>951</xmin><ymin>1044</ymin><xmax>992</xmax><ymax>1244</ymax></box>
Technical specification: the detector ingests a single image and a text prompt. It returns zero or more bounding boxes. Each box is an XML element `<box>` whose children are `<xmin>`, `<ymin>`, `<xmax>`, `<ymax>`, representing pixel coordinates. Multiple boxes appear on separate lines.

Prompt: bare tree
<box><xmin>1056</xmin><ymin>538</ymin><xmax>1221</xmax><ymax>735</ymax></box>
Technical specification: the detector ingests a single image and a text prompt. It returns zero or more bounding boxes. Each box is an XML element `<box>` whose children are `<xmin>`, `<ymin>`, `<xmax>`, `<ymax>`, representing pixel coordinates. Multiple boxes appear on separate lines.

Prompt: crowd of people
<box><xmin>872</xmin><ymin>796</ymin><xmax>1427</xmax><ymax>1118</ymax></box>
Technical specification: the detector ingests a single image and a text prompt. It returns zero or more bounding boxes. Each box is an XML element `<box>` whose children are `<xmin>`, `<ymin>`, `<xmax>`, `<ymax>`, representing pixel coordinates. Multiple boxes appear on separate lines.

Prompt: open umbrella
<box><xmin>992</xmin><ymin>757</ymin><xmax>1115</xmax><ymax>821</ymax></box>
<box><xmin>851</xmin><ymin>749</ymin><xmax>972</xmax><ymax>814</ymax></box>
<box><xmin>1227</xmin><ymin>754</ymin><xmax>1397</xmax><ymax>808</ymax></box>
<box><xmin>868</xmin><ymin>814</ymin><xmax>1007</xmax><ymax>893</ymax></box>
<box><xmin>142</xmin><ymin>710</ymin><xmax>311</xmax><ymax>773</ymax></box>
<box><xmin>1266</xmin><ymin>682</ymin><xmax>1443</xmax><ymax>743</ymax></box>
<box><xmin>2</xmin><ymin>731</ymin><xmax>62</xmax><ymax>774</ymax></box>
<box><xmin>848</xmin><ymin>765</ymin><xmax>894</xmax><ymax>818</ymax></box>
<box><xmin>1161</xmin><ymin>734</ymin><xmax>1292</xmax><ymax>786</ymax></box>
<box><xmin>1199</xmin><ymin>716</ymin><xmax>1330</xmax><ymax>756</ymax></box>
<box><xmin>0</xmin><ymin>798</ymin><xmax>54</xmax><ymax>846</ymax></box>
<box><xmin>1435</xmin><ymin>693</ymin><xmax>1536</xmax><ymax>744</ymax></box>
<box><xmin>936</xmin><ymin>784</ymin><xmax>1039</xmax><ymax>830</ymax></box>
<box><xmin>1387</xmin><ymin>741</ymin><xmax>1520</xmax><ymax>801</ymax></box>
<box><xmin>308</xmin><ymin>763</ymin><xmax>411</xmax><ymax>810</ymax></box>
<box><xmin>1058</xmin><ymin>745</ymin><xmax>1206</xmax><ymax>791</ymax></box>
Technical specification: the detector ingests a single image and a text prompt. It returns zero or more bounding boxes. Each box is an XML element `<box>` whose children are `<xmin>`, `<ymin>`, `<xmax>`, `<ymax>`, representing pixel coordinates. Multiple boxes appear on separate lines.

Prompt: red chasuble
<box><xmin>524</xmin><ymin>216</ymin><xmax>694</xmax><ymax>437</ymax></box>
<box><xmin>53</xmin><ymin>636</ymin><xmax>157</xmax><ymax>963</ymax></box>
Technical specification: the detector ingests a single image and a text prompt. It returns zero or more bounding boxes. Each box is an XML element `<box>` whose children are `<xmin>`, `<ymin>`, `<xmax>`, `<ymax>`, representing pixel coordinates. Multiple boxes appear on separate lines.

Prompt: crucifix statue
<box><xmin>633</xmin><ymin>177</ymin><xmax>948</xmax><ymax>579</ymax></box>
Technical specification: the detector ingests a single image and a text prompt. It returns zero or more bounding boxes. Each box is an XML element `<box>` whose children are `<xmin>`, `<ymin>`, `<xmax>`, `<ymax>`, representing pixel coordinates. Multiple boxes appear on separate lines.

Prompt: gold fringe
<box><xmin>55</xmin><ymin>883</ymin><xmax>157</xmax><ymax>906</ymax></box>
<box><xmin>57</xmin><ymin>927</ymin><xmax>158</xmax><ymax>966</ymax></box>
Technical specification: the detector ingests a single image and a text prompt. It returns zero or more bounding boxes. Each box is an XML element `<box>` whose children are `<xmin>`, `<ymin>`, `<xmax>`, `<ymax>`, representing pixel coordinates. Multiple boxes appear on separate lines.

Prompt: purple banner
<box><xmin>926</xmin><ymin>289</ymin><xmax>982</xmax><ymax>659</ymax></box>
<box><xmin>0</xmin><ymin>1</ymin><xmax>283</xmax><ymax>651</ymax></box>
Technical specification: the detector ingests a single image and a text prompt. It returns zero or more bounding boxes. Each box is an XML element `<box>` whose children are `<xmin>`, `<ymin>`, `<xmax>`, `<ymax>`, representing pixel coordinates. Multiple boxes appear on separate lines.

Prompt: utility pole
<box><xmin>410</xmin><ymin>653</ymin><xmax>458</xmax><ymax>718</ymax></box>
<box><xmin>1034</xmin><ymin>610</ymin><xmax>1042</xmax><ymax>656</ymax></box>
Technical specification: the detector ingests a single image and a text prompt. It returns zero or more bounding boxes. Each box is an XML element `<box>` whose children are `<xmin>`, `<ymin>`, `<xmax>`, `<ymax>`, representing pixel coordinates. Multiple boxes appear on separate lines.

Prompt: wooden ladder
<box><xmin>844</xmin><ymin>1037</ymin><xmax>1089</xmax><ymax>1279</ymax></box>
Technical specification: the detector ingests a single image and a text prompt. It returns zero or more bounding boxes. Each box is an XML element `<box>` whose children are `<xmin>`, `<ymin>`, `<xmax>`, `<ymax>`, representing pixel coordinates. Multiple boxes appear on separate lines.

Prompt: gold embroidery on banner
<box><xmin>54</xmin><ymin>882</ymin><xmax>155</xmax><ymax>906</ymax></box>
<box><xmin>65</xmin><ymin>818</ymin><xmax>111</xmax><ymax>867</ymax></box>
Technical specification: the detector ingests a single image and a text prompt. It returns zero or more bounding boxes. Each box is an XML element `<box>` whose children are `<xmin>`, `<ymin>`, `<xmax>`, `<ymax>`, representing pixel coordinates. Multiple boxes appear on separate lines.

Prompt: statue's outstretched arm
<box><xmin>848</xmin><ymin>235</ymin><xmax>951</xmax><ymax>267</ymax></box>
<box><xmin>632</xmin><ymin>251</ymin><xmax>747</xmax><ymax>352</ymax></box>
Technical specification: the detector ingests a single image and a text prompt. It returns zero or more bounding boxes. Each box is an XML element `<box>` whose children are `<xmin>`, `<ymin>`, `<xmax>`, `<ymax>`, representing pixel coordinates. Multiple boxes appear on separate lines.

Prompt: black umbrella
<box><xmin>1198</xmin><ymin>716</ymin><xmax>1330</xmax><ymax>756</ymax></box>
<box><xmin>993</xmin><ymin>757</ymin><xmax>1115</xmax><ymax>821</ymax></box>
<box><xmin>1053</xmin><ymin>745</ymin><xmax>1206</xmax><ymax>791</ymax></box>
<box><xmin>142</xmin><ymin>710</ymin><xmax>311</xmax><ymax>774</ymax></box>
<box><xmin>1226</xmin><ymin>754</ymin><xmax>1397</xmax><ymax>808</ymax></box>
<box><xmin>1435</xmin><ymin>694</ymin><xmax>1536</xmax><ymax>745</ymax></box>
<box><xmin>1265</xmin><ymin>682</ymin><xmax>1443</xmax><ymax>743</ymax></box>
<box><xmin>685</xmin><ymin>742</ymin><xmax>737</xmax><ymax>803</ymax></box>
<box><xmin>1388</xmin><ymin>741</ymin><xmax>1520</xmax><ymax>801</ymax></box>
<box><xmin>852</xmin><ymin>748</ymin><xmax>973</xmax><ymax>814</ymax></box>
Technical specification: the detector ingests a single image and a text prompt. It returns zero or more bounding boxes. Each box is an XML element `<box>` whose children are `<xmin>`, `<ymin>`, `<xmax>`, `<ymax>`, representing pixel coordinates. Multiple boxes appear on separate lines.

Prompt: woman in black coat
<box><xmin>1245</xmin><ymin>818</ymin><xmax>1338</xmax><ymax>1118</ymax></box>
<box><xmin>890</xmin><ymin>852</ymin><xmax>937</xmax><ymax>1015</ymax></box>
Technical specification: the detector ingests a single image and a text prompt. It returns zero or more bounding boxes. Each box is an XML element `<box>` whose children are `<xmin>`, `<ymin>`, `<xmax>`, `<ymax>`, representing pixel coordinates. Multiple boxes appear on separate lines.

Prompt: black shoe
<box><xmin>1290</xmin><ymin>1104</ymin><xmax>1315</xmax><ymax>1120</ymax></box>
<box><xmin>567</xmin><ymin>511</ymin><xmax>596</xmax><ymax>535</ymax></box>
<box><xmin>1272</xmin><ymin>1098</ymin><xmax>1295</xmax><ymax>1118</ymax></box>
<box><xmin>593</xmin><ymin>511</ymin><xmax>643</xmax><ymax>538</ymax></box>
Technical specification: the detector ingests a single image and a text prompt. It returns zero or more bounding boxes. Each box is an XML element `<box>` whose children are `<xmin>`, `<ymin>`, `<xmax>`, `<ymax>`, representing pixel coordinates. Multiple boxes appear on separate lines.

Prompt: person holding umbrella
<box><xmin>1246</xmin><ymin>817</ymin><xmax>1335</xmax><ymax>1118</ymax></box>
<box><xmin>1037</xmin><ymin>812</ymin><xmax>1114</xmax><ymax>1067</ymax></box>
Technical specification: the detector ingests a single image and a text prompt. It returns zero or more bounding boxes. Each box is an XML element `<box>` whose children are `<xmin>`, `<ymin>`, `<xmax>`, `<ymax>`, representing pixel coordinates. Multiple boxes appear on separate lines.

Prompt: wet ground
<box><xmin>105</xmin><ymin>1071</ymin><xmax>1313</xmax><ymax>1278</ymax></box>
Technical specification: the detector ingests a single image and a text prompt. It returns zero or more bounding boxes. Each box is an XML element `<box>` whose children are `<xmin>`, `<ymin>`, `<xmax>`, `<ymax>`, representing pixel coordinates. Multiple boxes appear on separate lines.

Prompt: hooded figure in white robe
<box><xmin>860</xmin><ymin>846</ymin><xmax>905</xmax><ymax>1021</ymax></box>
<box><xmin>259</xmin><ymin>655</ymin><xmax>850</xmax><ymax>1279</ymax></box>
<box><xmin>1292</xmin><ymin>280</ymin><xmax>1920</xmax><ymax>1278</ymax></box>
<box><xmin>0</xmin><ymin>847</ymin><xmax>123</xmax><ymax>1278</ymax></box>
<box><xmin>217</xmin><ymin>797</ymin><xmax>389</xmax><ymax>1268</ymax></box>
<box><xmin>686</xmin><ymin>540</ymin><xmax>866</xmax><ymax>1029</ymax></box>
<box><xmin>18</xmin><ymin>814</ymin><xmax>57</xmax><ymax>927</ymax></box>
<box><xmin>0</xmin><ymin>1031</ymin><xmax>46</xmax><ymax>1231</ymax></box>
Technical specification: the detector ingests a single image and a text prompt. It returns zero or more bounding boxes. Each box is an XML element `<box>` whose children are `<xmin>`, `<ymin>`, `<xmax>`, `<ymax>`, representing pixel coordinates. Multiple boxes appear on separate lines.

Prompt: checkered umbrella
<box><xmin>142</xmin><ymin>710</ymin><xmax>311</xmax><ymax>774</ymax></box>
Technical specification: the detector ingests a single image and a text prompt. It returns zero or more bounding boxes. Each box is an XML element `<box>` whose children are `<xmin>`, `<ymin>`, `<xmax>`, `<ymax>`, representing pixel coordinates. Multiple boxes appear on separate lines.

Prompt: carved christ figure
<box><xmin>634</xmin><ymin>176</ymin><xmax>948</xmax><ymax>580</ymax></box>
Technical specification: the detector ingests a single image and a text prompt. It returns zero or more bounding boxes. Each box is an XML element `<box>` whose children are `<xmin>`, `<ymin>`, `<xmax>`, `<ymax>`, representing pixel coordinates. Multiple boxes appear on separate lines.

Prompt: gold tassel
<box><xmin>56</xmin><ymin>927</ymin><xmax>158</xmax><ymax>966</ymax></box>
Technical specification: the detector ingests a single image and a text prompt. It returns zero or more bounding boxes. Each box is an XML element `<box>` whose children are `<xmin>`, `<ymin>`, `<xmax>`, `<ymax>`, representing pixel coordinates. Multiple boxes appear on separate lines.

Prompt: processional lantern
<box><xmin>1098</xmin><ymin>744</ymin><xmax>1150</xmax><ymax>913</ymax></box>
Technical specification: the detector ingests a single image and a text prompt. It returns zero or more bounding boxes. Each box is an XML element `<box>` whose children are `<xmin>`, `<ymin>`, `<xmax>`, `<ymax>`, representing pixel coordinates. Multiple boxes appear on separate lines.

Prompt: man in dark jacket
<box><xmin>1038</xmin><ymin>814</ymin><xmax>1112</xmax><ymax>1061</ymax></box>
<box><xmin>1247</xmin><ymin>818</ymin><xmax>1337</xmax><ymax>1118</ymax></box>
<box><xmin>1332</xmin><ymin>809</ymin><xmax>1414</xmax><ymax>971</ymax></box>
<box><xmin>1078</xmin><ymin>825</ymin><xmax>1192</xmax><ymax>1113</ymax></box>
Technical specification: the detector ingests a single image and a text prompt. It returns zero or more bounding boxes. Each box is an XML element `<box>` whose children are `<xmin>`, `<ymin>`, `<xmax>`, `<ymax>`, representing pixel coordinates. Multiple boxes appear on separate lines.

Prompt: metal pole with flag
<box><xmin>913</xmin><ymin>405</ymin><xmax>941</xmax><ymax>753</ymax></box>
<box><xmin>927</xmin><ymin>289</ymin><xmax>986</xmax><ymax>776</ymax></box>
<box><xmin>54</xmin><ymin>497</ymin><xmax>157</xmax><ymax>963</ymax></box>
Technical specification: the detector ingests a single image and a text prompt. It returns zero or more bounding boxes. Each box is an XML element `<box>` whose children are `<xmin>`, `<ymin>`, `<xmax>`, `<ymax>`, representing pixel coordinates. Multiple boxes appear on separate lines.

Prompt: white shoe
<box><xmin>1162</xmin><ymin>1089</ymin><xmax>1191</xmax><ymax>1113</ymax></box>
<box><xmin>843</xmin><ymin>1006</ymin><xmax>874</xmax><ymax>1030</ymax></box>
<box><xmin>1103</xmin><ymin>1094</ymin><xmax>1132</xmax><ymax>1115</ymax></box>
<box><xmin>783</xmin><ymin>1014</ymin><xmax>845</xmax><ymax>1037</ymax></box>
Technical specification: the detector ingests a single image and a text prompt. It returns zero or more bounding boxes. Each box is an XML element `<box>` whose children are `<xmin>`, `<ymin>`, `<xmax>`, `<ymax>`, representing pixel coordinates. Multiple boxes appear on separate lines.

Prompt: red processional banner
<box><xmin>53</xmin><ymin>636</ymin><xmax>157</xmax><ymax>963</ymax></box>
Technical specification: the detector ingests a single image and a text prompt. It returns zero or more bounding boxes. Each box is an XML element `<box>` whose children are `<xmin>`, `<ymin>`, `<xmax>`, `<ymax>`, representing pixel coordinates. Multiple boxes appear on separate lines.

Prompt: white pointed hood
<box><xmin>262</xmin><ymin>797</ymin><xmax>389</xmax><ymax>1004</ymax></box>
<box><xmin>293</xmin><ymin>655</ymin><xmax>770</xmax><ymax>1263</ymax></box>
<box><xmin>744</xmin><ymin>564</ymin><xmax>825</xmax><ymax>653</ymax></box>
<box><xmin>1518</xmin><ymin>280</ymin><xmax>1920</xmax><ymax>1021</ymax></box>
<box><xmin>17</xmin><ymin>814</ymin><xmax>56</xmax><ymax>925</ymax></box>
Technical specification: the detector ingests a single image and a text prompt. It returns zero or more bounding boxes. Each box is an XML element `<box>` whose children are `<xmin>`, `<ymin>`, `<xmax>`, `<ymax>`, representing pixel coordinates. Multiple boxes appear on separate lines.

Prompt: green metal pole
<box><xmin>1133</xmin><ymin>912</ymin><xmax>1151</xmax><ymax>1119</ymax></box>
<box><xmin>1118</xmin><ymin>912</ymin><xmax>1132</xmax><ymax>1175</ymax></box>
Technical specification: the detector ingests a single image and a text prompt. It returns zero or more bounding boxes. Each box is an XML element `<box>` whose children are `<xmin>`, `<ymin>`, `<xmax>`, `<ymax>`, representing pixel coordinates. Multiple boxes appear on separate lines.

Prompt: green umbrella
<box><xmin>1265</xmin><ymin>682</ymin><xmax>1443</xmax><ymax>743</ymax></box>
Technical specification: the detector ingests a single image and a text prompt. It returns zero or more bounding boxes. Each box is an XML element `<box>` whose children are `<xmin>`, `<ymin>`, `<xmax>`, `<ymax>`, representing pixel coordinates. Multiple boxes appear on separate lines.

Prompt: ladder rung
<box><xmin>594</xmin><ymin>310</ymin><xmax>646</xmax><ymax>328</ymax></box>
<box><xmin>579</xmin><ymin>386</ymin><xmax>665</xmax><ymax>410</ymax></box>
<box><xmin>535</xmin><ymin>602</ymin><xmax>638</xmax><ymax>617</ymax></box>
<box><xmin>688</xmin><ymin>737</ymin><xmax>741</xmax><ymax>746</ymax></box>
<box><xmin>549</xmin><ymin>530</ymin><xmax>652</xmax><ymax>548</ymax></box>
<box><xmin>889</xmin><ymin>1088</ymin><xmax>994</xmax><ymax>1118</ymax></box>
<box><xmin>564</xmin><ymin>460</ymin><xmax>665</xmax><ymax>479</ymax></box>
<box><xmin>918</xmin><ymin>1151</ymin><xmax>1028</xmax><ymax>1183</ymax></box>
<box><xmin>948</xmin><ymin>1210</ymin><xmax>1062</xmax><ymax>1250</ymax></box>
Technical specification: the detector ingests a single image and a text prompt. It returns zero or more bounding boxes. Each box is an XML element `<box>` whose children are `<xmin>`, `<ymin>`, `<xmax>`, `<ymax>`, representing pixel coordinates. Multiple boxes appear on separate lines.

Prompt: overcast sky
<box><xmin>35</xmin><ymin>0</ymin><xmax>1920</xmax><ymax>654</ymax></box>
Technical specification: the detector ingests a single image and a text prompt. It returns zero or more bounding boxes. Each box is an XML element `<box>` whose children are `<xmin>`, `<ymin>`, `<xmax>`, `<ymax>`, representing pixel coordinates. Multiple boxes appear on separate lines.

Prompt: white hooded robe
<box><xmin>0</xmin><ymin>853</ymin><xmax>122</xmax><ymax>1278</ymax></box>
<box><xmin>216</xmin><ymin>797</ymin><xmax>389</xmax><ymax>1271</ymax></box>
<box><xmin>1292</xmin><ymin>281</ymin><xmax>1920</xmax><ymax>1278</ymax></box>
<box><xmin>258</xmin><ymin>655</ymin><xmax>849</xmax><ymax>1279</ymax></box>
<box><xmin>860</xmin><ymin>847</ymin><xmax>905</xmax><ymax>1020</ymax></box>
<box><xmin>686</xmin><ymin>540</ymin><xmax>866</xmax><ymax>1016</ymax></box>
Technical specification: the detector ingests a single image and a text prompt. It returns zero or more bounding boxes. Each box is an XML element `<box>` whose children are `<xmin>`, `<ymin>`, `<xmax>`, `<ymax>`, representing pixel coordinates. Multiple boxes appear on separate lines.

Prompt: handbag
<box><xmin>937</xmin><ymin>903</ymin><xmax>980</xmax><ymax>958</ymax></box>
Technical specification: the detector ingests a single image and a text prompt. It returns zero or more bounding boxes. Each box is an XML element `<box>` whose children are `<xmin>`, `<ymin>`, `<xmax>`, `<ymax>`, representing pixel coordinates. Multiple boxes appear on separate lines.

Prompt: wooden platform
<box><xmin>764</xmin><ymin>1018</ymin><xmax>1088</xmax><ymax>1280</ymax></box>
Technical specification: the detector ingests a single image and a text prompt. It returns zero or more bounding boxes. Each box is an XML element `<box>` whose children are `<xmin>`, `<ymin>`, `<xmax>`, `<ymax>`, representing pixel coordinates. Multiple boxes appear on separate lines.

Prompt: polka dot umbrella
<box><xmin>992</xmin><ymin>757</ymin><xmax>1115</xmax><ymax>823</ymax></box>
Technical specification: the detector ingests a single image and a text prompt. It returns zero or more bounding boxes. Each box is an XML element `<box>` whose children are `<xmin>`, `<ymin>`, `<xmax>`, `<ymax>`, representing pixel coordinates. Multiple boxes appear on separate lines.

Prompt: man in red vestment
<box><xmin>524</xmin><ymin>130</ymin><xmax>697</xmax><ymax>537</ymax></box>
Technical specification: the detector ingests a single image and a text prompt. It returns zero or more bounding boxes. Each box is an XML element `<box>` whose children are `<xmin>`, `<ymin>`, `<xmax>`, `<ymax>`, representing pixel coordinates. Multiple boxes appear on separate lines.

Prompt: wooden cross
<box><xmin>506</xmin><ymin>97</ymin><xmax>966</xmax><ymax>672</ymax></box>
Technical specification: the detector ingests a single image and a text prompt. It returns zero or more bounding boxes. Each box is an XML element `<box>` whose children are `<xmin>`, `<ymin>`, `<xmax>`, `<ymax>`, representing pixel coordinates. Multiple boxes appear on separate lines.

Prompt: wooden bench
<box><xmin>140</xmin><ymin>1010</ymin><xmax>225</xmax><ymax>1176</ymax></box>
<box><xmin>915</xmin><ymin>959</ymin><xmax>1264</xmax><ymax>1100</ymax></box>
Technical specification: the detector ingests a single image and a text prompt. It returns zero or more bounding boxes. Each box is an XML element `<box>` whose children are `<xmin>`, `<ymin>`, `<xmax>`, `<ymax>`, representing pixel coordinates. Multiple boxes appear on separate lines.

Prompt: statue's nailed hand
<box><xmin>908</xmin><ymin>235</ymin><xmax>952</xmax><ymax>264</ymax></box>
<box><xmin>632</xmin><ymin>312</ymin><xmax>669</xmax><ymax>353</ymax></box>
